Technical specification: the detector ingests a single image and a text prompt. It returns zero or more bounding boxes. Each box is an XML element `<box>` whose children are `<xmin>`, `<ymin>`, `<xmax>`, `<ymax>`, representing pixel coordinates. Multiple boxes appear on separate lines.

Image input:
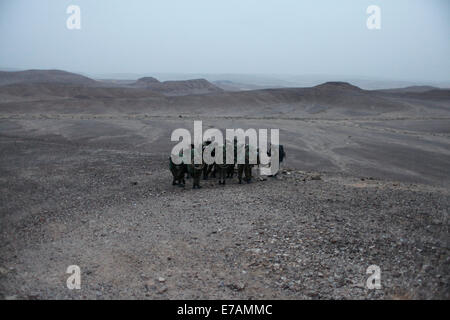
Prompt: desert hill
<box><xmin>0</xmin><ymin>82</ymin><xmax>166</xmax><ymax>102</ymax></box>
<box><xmin>130</xmin><ymin>77</ymin><xmax>223</xmax><ymax>96</ymax></box>
<box><xmin>1</xmin><ymin>77</ymin><xmax>449</xmax><ymax>119</ymax></box>
<box><xmin>0</xmin><ymin>70</ymin><xmax>224</xmax><ymax>97</ymax></box>
<box><xmin>378</xmin><ymin>85</ymin><xmax>438</xmax><ymax>93</ymax></box>
<box><xmin>375</xmin><ymin>86</ymin><xmax>450</xmax><ymax>101</ymax></box>
<box><xmin>314</xmin><ymin>82</ymin><xmax>362</xmax><ymax>91</ymax></box>
<box><xmin>0</xmin><ymin>69</ymin><xmax>99</xmax><ymax>87</ymax></box>
<box><xmin>212</xmin><ymin>80</ymin><xmax>282</xmax><ymax>91</ymax></box>
<box><xmin>163</xmin><ymin>81</ymin><xmax>411</xmax><ymax>117</ymax></box>
<box><xmin>132</xmin><ymin>77</ymin><xmax>160</xmax><ymax>87</ymax></box>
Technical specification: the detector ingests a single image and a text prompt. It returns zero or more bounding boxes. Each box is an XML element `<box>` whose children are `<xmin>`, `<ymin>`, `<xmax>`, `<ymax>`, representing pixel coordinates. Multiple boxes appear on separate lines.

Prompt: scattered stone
<box><xmin>144</xmin><ymin>279</ymin><xmax>157</xmax><ymax>291</ymax></box>
<box><xmin>227</xmin><ymin>282</ymin><xmax>246</xmax><ymax>291</ymax></box>
<box><xmin>157</xmin><ymin>286</ymin><xmax>168</xmax><ymax>294</ymax></box>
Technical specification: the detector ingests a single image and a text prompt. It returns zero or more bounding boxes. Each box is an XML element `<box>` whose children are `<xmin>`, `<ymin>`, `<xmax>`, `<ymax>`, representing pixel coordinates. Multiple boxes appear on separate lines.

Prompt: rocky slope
<box><xmin>0</xmin><ymin>134</ymin><xmax>448</xmax><ymax>299</ymax></box>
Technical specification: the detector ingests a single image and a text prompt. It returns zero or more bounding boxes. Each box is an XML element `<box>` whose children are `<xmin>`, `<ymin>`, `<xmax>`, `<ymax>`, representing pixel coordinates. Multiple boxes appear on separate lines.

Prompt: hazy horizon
<box><xmin>1</xmin><ymin>0</ymin><xmax>449</xmax><ymax>83</ymax></box>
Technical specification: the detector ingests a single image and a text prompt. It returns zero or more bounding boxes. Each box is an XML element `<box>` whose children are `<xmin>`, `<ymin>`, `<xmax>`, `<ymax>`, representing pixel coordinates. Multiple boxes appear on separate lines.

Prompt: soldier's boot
<box><xmin>219</xmin><ymin>168</ymin><xmax>226</xmax><ymax>185</ymax></box>
<box><xmin>193</xmin><ymin>170</ymin><xmax>202</xmax><ymax>189</ymax></box>
<box><xmin>195</xmin><ymin>180</ymin><xmax>202</xmax><ymax>189</ymax></box>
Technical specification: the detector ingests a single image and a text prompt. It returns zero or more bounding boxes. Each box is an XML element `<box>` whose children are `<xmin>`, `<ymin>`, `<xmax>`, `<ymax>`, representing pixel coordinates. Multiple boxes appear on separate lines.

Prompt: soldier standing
<box><xmin>188</xmin><ymin>145</ymin><xmax>203</xmax><ymax>189</ymax></box>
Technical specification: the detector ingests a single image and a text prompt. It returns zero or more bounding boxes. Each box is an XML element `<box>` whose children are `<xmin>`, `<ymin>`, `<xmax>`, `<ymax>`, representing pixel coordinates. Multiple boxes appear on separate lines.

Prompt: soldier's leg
<box><xmin>210</xmin><ymin>164</ymin><xmax>216</xmax><ymax>178</ymax></box>
<box><xmin>274</xmin><ymin>160</ymin><xmax>282</xmax><ymax>176</ymax></box>
<box><xmin>203</xmin><ymin>165</ymin><xmax>208</xmax><ymax>180</ymax></box>
<box><xmin>170</xmin><ymin>167</ymin><xmax>177</xmax><ymax>185</ymax></box>
<box><xmin>217</xmin><ymin>167</ymin><xmax>222</xmax><ymax>184</ymax></box>
<box><xmin>182</xmin><ymin>165</ymin><xmax>187</xmax><ymax>184</ymax></box>
<box><xmin>221</xmin><ymin>167</ymin><xmax>226</xmax><ymax>184</ymax></box>
<box><xmin>223</xmin><ymin>167</ymin><xmax>226</xmax><ymax>184</ymax></box>
<box><xmin>193</xmin><ymin>172</ymin><xmax>198</xmax><ymax>189</ymax></box>
<box><xmin>245</xmin><ymin>165</ymin><xmax>252</xmax><ymax>183</ymax></box>
<box><xmin>178</xmin><ymin>169</ymin><xmax>185</xmax><ymax>187</ymax></box>
<box><xmin>197</xmin><ymin>170</ymin><xmax>202</xmax><ymax>188</ymax></box>
<box><xmin>188</xmin><ymin>166</ymin><xmax>195</xmax><ymax>188</ymax></box>
<box><xmin>195</xmin><ymin>168</ymin><xmax>202</xmax><ymax>188</ymax></box>
<box><xmin>227</xmin><ymin>164</ymin><xmax>234</xmax><ymax>178</ymax></box>
<box><xmin>193</xmin><ymin>169</ymin><xmax>198</xmax><ymax>188</ymax></box>
<box><xmin>238</xmin><ymin>164</ymin><xmax>244</xmax><ymax>184</ymax></box>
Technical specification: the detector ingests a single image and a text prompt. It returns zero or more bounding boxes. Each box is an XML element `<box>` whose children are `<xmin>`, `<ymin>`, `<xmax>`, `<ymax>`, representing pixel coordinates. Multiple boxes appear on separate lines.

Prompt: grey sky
<box><xmin>1</xmin><ymin>0</ymin><xmax>449</xmax><ymax>82</ymax></box>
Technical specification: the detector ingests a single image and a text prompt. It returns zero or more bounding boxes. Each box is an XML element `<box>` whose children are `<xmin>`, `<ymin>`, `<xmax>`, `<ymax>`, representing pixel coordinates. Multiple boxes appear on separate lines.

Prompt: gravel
<box><xmin>0</xmin><ymin>137</ymin><xmax>448</xmax><ymax>299</ymax></box>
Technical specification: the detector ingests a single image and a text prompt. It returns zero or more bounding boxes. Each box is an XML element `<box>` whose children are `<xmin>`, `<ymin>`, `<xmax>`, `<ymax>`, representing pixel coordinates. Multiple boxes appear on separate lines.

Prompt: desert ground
<box><xmin>0</xmin><ymin>70</ymin><xmax>449</xmax><ymax>299</ymax></box>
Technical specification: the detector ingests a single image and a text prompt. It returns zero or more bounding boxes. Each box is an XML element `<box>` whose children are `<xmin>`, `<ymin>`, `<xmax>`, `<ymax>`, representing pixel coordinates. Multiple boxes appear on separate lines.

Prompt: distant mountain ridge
<box><xmin>377</xmin><ymin>86</ymin><xmax>438</xmax><ymax>93</ymax></box>
<box><xmin>0</xmin><ymin>70</ymin><xmax>448</xmax><ymax>109</ymax></box>
<box><xmin>0</xmin><ymin>70</ymin><xmax>224</xmax><ymax>96</ymax></box>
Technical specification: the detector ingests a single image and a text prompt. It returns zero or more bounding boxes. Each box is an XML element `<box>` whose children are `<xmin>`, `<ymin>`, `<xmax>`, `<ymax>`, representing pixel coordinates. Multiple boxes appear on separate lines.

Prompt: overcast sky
<box><xmin>0</xmin><ymin>0</ymin><xmax>449</xmax><ymax>81</ymax></box>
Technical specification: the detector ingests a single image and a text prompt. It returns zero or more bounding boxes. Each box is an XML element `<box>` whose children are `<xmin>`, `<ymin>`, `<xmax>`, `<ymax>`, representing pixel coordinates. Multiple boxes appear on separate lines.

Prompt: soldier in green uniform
<box><xmin>187</xmin><ymin>145</ymin><xmax>203</xmax><ymax>189</ymax></box>
<box><xmin>202</xmin><ymin>140</ymin><xmax>216</xmax><ymax>180</ymax></box>
<box><xmin>237</xmin><ymin>144</ymin><xmax>254</xmax><ymax>184</ymax></box>
<box><xmin>226</xmin><ymin>139</ymin><xmax>237</xmax><ymax>178</ymax></box>
<box><xmin>169</xmin><ymin>150</ymin><xmax>187</xmax><ymax>187</ymax></box>
<box><xmin>267</xmin><ymin>144</ymin><xmax>286</xmax><ymax>177</ymax></box>
<box><xmin>216</xmin><ymin>144</ymin><xmax>234</xmax><ymax>185</ymax></box>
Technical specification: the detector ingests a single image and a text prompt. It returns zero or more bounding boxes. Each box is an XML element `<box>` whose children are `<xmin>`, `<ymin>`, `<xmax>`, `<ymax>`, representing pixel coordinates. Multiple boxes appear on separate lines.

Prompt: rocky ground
<box><xmin>0</xmin><ymin>132</ymin><xmax>448</xmax><ymax>299</ymax></box>
<box><xmin>0</xmin><ymin>80</ymin><xmax>449</xmax><ymax>299</ymax></box>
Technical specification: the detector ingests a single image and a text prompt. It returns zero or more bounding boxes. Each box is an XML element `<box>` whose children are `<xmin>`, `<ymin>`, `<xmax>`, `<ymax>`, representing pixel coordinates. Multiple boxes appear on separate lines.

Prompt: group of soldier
<box><xmin>169</xmin><ymin>138</ymin><xmax>285</xmax><ymax>189</ymax></box>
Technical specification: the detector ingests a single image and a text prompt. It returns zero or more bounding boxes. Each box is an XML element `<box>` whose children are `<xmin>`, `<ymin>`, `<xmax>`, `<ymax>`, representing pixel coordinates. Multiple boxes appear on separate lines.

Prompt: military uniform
<box><xmin>202</xmin><ymin>141</ymin><xmax>216</xmax><ymax>180</ymax></box>
<box><xmin>169</xmin><ymin>152</ymin><xmax>187</xmax><ymax>186</ymax></box>
<box><xmin>237</xmin><ymin>144</ymin><xmax>254</xmax><ymax>184</ymax></box>
<box><xmin>267</xmin><ymin>144</ymin><xmax>286</xmax><ymax>176</ymax></box>
<box><xmin>187</xmin><ymin>147</ymin><xmax>203</xmax><ymax>189</ymax></box>
<box><xmin>216</xmin><ymin>144</ymin><xmax>233</xmax><ymax>185</ymax></box>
